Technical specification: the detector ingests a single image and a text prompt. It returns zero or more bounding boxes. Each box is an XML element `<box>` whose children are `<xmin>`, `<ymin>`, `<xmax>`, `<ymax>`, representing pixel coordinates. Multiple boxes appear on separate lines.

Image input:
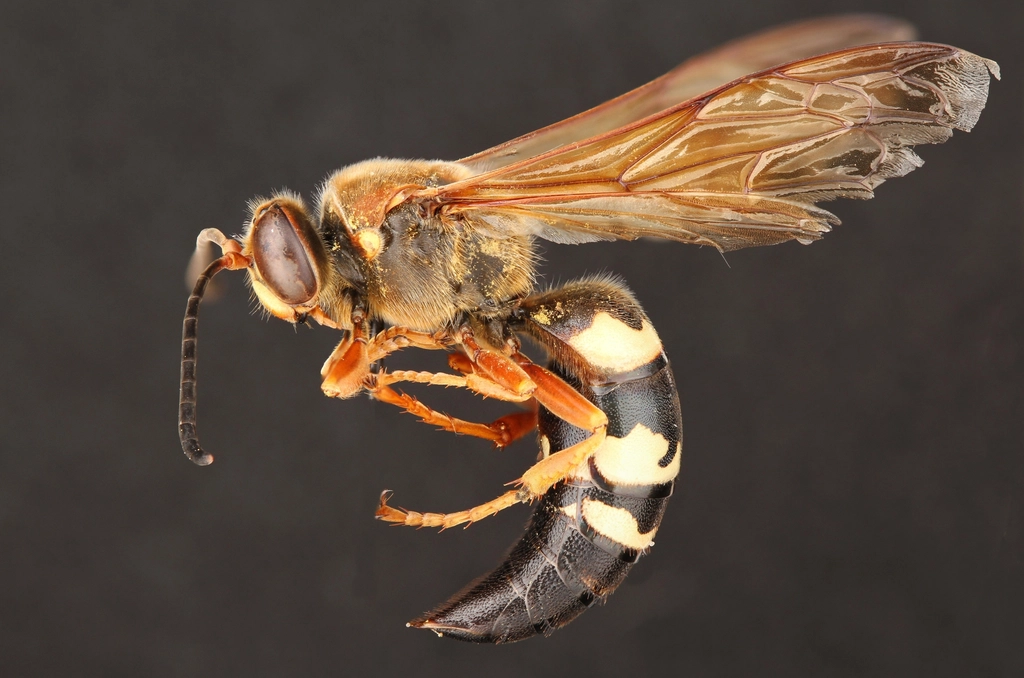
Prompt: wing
<box><xmin>459</xmin><ymin>15</ymin><xmax>918</xmax><ymax>173</ymax></box>
<box><xmin>418</xmin><ymin>43</ymin><xmax>998</xmax><ymax>251</ymax></box>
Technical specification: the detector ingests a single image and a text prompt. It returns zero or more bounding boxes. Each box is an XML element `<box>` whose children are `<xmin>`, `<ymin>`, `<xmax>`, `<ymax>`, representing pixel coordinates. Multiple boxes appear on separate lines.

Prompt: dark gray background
<box><xmin>1</xmin><ymin>0</ymin><xmax>1021</xmax><ymax>675</ymax></box>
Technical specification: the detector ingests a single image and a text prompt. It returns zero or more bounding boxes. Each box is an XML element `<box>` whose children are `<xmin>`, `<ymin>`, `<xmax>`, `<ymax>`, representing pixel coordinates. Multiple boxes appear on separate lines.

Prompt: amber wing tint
<box><xmin>459</xmin><ymin>14</ymin><xmax>917</xmax><ymax>173</ymax></box>
<box><xmin>422</xmin><ymin>43</ymin><xmax>997</xmax><ymax>252</ymax></box>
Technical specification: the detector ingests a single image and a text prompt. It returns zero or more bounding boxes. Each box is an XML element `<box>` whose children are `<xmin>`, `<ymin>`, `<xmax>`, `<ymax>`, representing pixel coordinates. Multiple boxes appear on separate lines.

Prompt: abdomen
<box><xmin>410</xmin><ymin>278</ymin><xmax>682</xmax><ymax>642</ymax></box>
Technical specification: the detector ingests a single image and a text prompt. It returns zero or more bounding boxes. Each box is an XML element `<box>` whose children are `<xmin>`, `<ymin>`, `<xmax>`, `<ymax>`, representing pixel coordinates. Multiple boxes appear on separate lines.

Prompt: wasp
<box><xmin>178</xmin><ymin>15</ymin><xmax>997</xmax><ymax>643</ymax></box>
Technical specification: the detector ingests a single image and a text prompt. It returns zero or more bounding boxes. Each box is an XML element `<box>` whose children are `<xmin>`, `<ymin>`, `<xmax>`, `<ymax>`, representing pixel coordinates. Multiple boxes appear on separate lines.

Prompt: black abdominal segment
<box><xmin>411</xmin><ymin>278</ymin><xmax>683</xmax><ymax>642</ymax></box>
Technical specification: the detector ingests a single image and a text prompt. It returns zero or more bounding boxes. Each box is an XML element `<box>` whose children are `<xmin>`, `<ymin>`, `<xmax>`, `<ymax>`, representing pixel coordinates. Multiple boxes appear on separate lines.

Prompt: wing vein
<box><xmin>418</xmin><ymin>41</ymin><xmax>995</xmax><ymax>253</ymax></box>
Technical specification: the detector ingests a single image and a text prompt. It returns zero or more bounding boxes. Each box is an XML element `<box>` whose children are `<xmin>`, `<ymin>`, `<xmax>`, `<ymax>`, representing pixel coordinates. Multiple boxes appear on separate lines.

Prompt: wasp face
<box><xmin>243</xmin><ymin>193</ymin><xmax>363</xmax><ymax>328</ymax></box>
<box><xmin>249</xmin><ymin>199</ymin><xmax>321</xmax><ymax>305</ymax></box>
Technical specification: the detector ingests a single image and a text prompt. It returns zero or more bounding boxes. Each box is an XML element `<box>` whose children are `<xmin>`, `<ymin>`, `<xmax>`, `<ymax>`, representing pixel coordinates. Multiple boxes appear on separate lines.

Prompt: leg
<box><xmin>366</xmin><ymin>326</ymin><xmax>454</xmax><ymax>362</ymax></box>
<box><xmin>326</xmin><ymin>323</ymin><xmax>538</xmax><ymax>444</ymax></box>
<box><xmin>417</xmin><ymin>329</ymin><xmax>612</xmax><ymax>486</ymax></box>
<box><xmin>513</xmin><ymin>360</ymin><xmax>608</xmax><ymax>497</ymax></box>
<box><xmin>364</xmin><ymin>325</ymin><xmax>608</xmax><ymax>496</ymax></box>
<box><xmin>375</xmin><ymin>369</ymin><xmax>532</xmax><ymax>403</ymax></box>
<box><xmin>459</xmin><ymin>331</ymin><xmax>536</xmax><ymax>397</ymax></box>
<box><xmin>323</xmin><ymin>324</ymin><xmax>454</xmax><ymax>399</ymax></box>
<box><xmin>372</xmin><ymin>356</ymin><xmax>609</xmax><ymax>530</ymax></box>
<box><xmin>454</xmin><ymin>328</ymin><xmax>607</xmax><ymax>439</ymax></box>
<box><xmin>446</xmin><ymin>351</ymin><xmax>475</xmax><ymax>375</ymax></box>
<box><xmin>357</xmin><ymin>323</ymin><xmax>537</xmax><ymax>408</ymax></box>
<box><xmin>369</xmin><ymin>382</ymin><xmax>536</xmax><ymax>447</ymax></box>
<box><xmin>376</xmin><ymin>489</ymin><xmax>522</xmax><ymax>529</ymax></box>
<box><xmin>321</xmin><ymin>321</ymin><xmax>370</xmax><ymax>399</ymax></box>
<box><xmin>516</xmin><ymin>426</ymin><xmax>607</xmax><ymax>495</ymax></box>
<box><xmin>362</xmin><ymin>326</ymin><xmax>542</xmax><ymax>445</ymax></box>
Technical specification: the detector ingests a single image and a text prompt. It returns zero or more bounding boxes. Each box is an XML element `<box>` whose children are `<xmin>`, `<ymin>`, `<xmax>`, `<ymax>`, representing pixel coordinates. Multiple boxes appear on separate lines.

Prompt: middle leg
<box><xmin>369</xmin><ymin>324</ymin><xmax>608</xmax><ymax>530</ymax></box>
<box><xmin>373</xmin><ymin>353</ymin><xmax>609</xmax><ymax>530</ymax></box>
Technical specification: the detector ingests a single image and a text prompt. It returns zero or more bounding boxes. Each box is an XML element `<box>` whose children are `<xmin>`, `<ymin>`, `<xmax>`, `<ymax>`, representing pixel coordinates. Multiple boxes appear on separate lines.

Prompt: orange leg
<box><xmin>382</xmin><ymin>339</ymin><xmax>608</xmax><ymax>495</ymax></box>
<box><xmin>512</xmin><ymin>361</ymin><xmax>609</xmax><ymax>497</ymax></box>
<box><xmin>334</xmin><ymin>325</ymin><xmax>540</xmax><ymax>445</ymax></box>
<box><xmin>372</xmin><ymin>354</ymin><xmax>610</xmax><ymax>529</ymax></box>
<box><xmin>376</xmin><ymin>489</ymin><xmax>522</xmax><ymax>530</ymax></box>
<box><xmin>459</xmin><ymin>331</ymin><xmax>536</xmax><ymax>397</ymax></box>
<box><xmin>319</xmin><ymin>319</ymin><xmax>606</xmax><ymax>504</ymax></box>
<box><xmin>519</xmin><ymin>362</ymin><xmax>607</xmax><ymax>432</ymax></box>
<box><xmin>370</xmin><ymin>383</ymin><xmax>537</xmax><ymax>447</ymax></box>
<box><xmin>366</xmin><ymin>326</ymin><xmax>453</xmax><ymax>362</ymax></box>
<box><xmin>345</xmin><ymin>325</ymin><xmax>611</xmax><ymax>527</ymax></box>
<box><xmin>376</xmin><ymin>369</ymin><xmax>532</xmax><ymax>403</ymax></box>
<box><xmin>323</xmin><ymin>325</ymin><xmax>456</xmax><ymax>400</ymax></box>
<box><xmin>447</xmin><ymin>351</ymin><xmax>475</xmax><ymax>375</ymax></box>
<box><xmin>321</xmin><ymin>336</ymin><xmax>369</xmax><ymax>399</ymax></box>
<box><xmin>321</xmin><ymin>319</ymin><xmax>371</xmax><ymax>399</ymax></box>
<box><xmin>516</xmin><ymin>427</ymin><xmax>607</xmax><ymax>496</ymax></box>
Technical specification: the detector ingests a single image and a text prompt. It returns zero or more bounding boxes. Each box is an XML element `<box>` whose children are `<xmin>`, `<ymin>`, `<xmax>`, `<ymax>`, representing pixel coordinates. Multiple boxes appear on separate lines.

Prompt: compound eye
<box><xmin>251</xmin><ymin>204</ymin><xmax>318</xmax><ymax>305</ymax></box>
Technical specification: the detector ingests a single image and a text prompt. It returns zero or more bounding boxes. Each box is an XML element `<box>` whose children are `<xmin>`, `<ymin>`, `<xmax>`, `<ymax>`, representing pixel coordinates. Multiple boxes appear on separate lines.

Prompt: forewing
<box><xmin>460</xmin><ymin>15</ymin><xmax>917</xmax><ymax>173</ymax></box>
<box><xmin>425</xmin><ymin>43</ymin><xmax>998</xmax><ymax>251</ymax></box>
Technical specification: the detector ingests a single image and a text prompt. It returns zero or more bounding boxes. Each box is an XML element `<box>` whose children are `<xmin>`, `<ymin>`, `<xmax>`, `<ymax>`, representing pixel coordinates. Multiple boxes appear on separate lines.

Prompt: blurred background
<box><xmin>1</xmin><ymin>0</ymin><xmax>1020</xmax><ymax>675</ymax></box>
